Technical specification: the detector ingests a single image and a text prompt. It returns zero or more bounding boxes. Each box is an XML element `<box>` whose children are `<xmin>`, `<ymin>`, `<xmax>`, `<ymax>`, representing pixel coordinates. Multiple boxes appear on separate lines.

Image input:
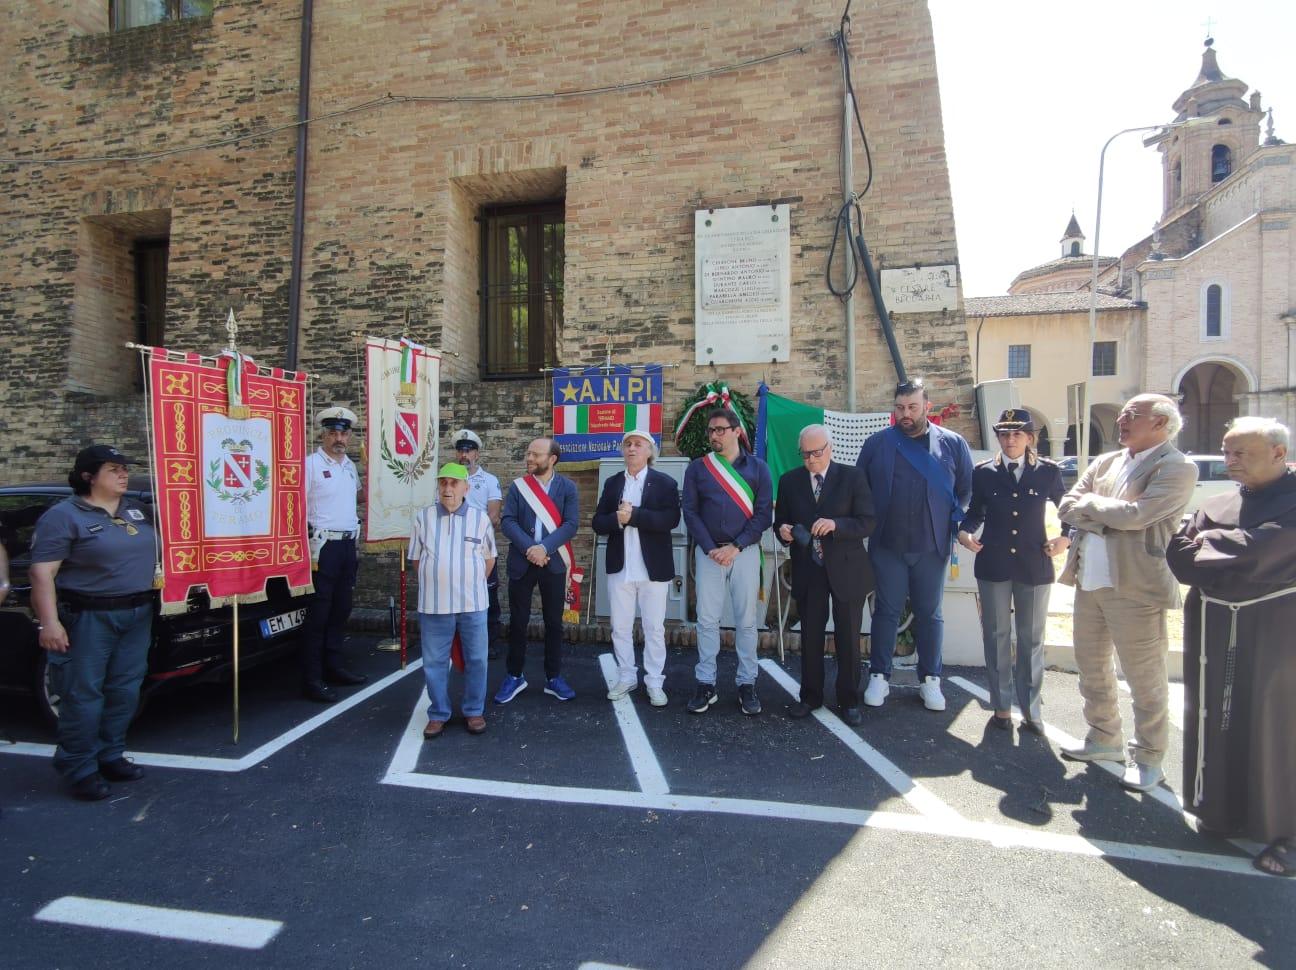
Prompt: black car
<box><xmin>0</xmin><ymin>478</ymin><xmax>309</xmax><ymax>727</ymax></box>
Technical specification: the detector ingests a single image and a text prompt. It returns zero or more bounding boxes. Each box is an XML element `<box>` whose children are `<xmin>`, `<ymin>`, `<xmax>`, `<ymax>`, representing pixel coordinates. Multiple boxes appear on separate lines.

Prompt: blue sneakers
<box><xmin>493</xmin><ymin>674</ymin><xmax>528</xmax><ymax>704</ymax></box>
<box><xmin>544</xmin><ymin>675</ymin><xmax>576</xmax><ymax>701</ymax></box>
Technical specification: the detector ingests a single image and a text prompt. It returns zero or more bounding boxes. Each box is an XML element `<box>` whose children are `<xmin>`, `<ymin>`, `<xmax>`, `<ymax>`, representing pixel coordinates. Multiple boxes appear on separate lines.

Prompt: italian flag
<box><xmin>622</xmin><ymin>403</ymin><xmax>662</xmax><ymax>434</ymax></box>
<box><xmin>553</xmin><ymin>405</ymin><xmax>588</xmax><ymax>434</ymax></box>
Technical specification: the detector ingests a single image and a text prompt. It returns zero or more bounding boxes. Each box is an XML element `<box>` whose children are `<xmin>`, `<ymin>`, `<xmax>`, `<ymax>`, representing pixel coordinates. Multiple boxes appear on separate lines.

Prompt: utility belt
<box><xmin>313</xmin><ymin>529</ymin><xmax>357</xmax><ymax>541</ymax></box>
<box><xmin>59</xmin><ymin>589</ymin><xmax>155</xmax><ymax>611</ymax></box>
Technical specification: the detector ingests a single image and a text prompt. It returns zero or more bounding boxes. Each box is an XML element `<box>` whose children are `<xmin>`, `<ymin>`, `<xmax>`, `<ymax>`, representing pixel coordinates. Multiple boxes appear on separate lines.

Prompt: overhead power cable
<box><xmin>0</xmin><ymin>40</ymin><xmax>823</xmax><ymax>167</ymax></box>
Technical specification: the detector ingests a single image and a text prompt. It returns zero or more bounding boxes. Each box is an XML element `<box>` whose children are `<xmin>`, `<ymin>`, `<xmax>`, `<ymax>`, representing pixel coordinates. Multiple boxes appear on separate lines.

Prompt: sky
<box><xmin>927</xmin><ymin>0</ymin><xmax>1296</xmax><ymax>297</ymax></box>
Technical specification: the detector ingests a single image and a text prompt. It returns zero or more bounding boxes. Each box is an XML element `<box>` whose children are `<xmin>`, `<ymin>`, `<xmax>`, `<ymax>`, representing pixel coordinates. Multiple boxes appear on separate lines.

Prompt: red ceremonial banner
<box><xmin>149</xmin><ymin>352</ymin><xmax>313</xmax><ymax>614</ymax></box>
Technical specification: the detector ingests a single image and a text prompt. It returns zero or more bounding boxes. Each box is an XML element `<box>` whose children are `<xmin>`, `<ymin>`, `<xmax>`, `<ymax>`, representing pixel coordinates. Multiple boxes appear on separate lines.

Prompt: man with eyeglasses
<box><xmin>855</xmin><ymin>378</ymin><xmax>973</xmax><ymax>713</ymax></box>
<box><xmin>1057</xmin><ymin>393</ymin><xmax>1197</xmax><ymax>792</ymax></box>
<box><xmin>775</xmin><ymin>425</ymin><xmax>875</xmax><ymax>725</ymax></box>
<box><xmin>451</xmin><ymin>428</ymin><xmax>503</xmax><ymax>655</ymax></box>
<box><xmin>682</xmin><ymin>407</ymin><xmax>773</xmax><ymax>715</ymax></box>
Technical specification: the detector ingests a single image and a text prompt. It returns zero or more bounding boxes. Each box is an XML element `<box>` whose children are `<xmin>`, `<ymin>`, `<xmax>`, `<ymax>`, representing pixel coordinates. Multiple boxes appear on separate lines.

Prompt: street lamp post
<box><xmin>1079</xmin><ymin>118</ymin><xmax>1208</xmax><ymax>473</ymax></box>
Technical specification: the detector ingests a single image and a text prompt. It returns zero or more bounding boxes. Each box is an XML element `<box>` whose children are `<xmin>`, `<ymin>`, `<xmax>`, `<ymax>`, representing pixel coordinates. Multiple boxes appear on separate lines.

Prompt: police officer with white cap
<box><xmin>451</xmin><ymin>428</ymin><xmax>503</xmax><ymax>655</ymax></box>
<box><xmin>302</xmin><ymin>406</ymin><xmax>367</xmax><ymax>702</ymax></box>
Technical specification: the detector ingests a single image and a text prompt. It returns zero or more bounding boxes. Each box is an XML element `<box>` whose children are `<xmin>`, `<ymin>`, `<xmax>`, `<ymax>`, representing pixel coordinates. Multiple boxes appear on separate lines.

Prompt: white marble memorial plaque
<box><xmin>880</xmin><ymin>264</ymin><xmax>960</xmax><ymax>314</ymax></box>
<box><xmin>694</xmin><ymin>204</ymin><xmax>790</xmax><ymax>365</ymax></box>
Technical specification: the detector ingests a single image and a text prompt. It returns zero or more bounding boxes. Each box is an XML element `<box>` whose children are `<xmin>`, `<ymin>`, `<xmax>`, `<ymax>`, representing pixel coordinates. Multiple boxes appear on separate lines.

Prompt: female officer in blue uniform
<box><xmin>30</xmin><ymin>445</ymin><xmax>157</xmax><ymax>800</ymax></box>
<box><xmin>957</xmin><ymin>411</ymin><xmax>1071</xmax><ymax>732</ymax></box>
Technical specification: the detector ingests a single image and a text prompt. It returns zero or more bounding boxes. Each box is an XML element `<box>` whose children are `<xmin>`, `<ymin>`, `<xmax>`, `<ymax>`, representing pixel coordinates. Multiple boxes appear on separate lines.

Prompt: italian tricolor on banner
<box><xmin>553</xmin><ymin>403</ymin><xmax>662</xmax><ymax>435</ymax></box>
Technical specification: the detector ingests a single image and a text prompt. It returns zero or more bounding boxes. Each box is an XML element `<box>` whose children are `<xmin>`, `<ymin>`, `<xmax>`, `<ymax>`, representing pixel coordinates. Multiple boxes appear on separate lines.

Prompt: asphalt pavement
<box><xmin>2</xmin><ymin>634</ymin><xmax>1293</xmax><ymax>969</ymax></box>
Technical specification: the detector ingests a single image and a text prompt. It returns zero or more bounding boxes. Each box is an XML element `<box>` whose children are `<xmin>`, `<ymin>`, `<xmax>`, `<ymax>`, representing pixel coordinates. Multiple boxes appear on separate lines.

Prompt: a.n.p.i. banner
<box><xmin>551</xmin><ymin>365</ymin><xmax>663</xmax><ymax>461</ymax></box>
<box><xmin>148</xmin><ymin>350</ymin><xmax>313</xmax><ymax>614</ymax></box>
<box><xmin>364</xmin><ymin>337</ymin><xmax>441</xmax><ymax>547</ymax></box>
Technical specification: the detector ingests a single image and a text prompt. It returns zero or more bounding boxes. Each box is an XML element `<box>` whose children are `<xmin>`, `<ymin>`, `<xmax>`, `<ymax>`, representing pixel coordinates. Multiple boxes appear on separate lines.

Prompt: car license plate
<box><xmin>260</xmin><ymin>608</ymin><xmax>306</xmax><ymax>638</ymax></box>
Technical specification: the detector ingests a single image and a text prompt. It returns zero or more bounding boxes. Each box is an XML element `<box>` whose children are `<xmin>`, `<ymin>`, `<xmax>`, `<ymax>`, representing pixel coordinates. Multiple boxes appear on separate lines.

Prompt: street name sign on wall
<box><xmin>880</xmin><ymin>264</ymin><xmax>960</xmax><ymax>313</ymax></box>
<box><xmin>694</xmin><ymin>204</ymin><xmax>790</xmax><ymax>365</ymax></box>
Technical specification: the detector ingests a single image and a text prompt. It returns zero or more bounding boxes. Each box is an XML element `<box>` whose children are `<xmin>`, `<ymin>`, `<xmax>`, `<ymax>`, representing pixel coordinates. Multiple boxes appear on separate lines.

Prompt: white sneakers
<box><xmin>1120</xmin><ymin>762</ymin><xmax>1165</xmax><ymax>792</ymax></box>
<box><xmin>919</xmin><ymin>676</ymin><xmax>946</xmax><ymax>712</ymax></box>
<box><xmin>608</xmin><ymin>681</ymin><xmax>668</xmax><ymax>707</ymax></box>
<box><xmin>606</xmin><ymin>681</ymin><xmax>637</xmax><ymax>701</ymax></box>
<box><xmin>863</xmin><ymin>674</ymin><xmax>890</xmax><ymax>707</ymax></box>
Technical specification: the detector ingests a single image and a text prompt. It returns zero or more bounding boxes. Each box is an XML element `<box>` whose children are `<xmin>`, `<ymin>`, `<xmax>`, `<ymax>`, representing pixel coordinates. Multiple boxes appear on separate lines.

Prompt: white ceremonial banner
<box><xmin>200</xmin><ymin>413</ymin><xmax>274</xmax><ymax>538</ymax></box>
<box><xmin>879</xmin><ymin>264</ymin><xmax>960</xmax><ymax>314</ymax></box>
<box><xmin>695</xmin><ymin>204</ymin><xmax>791</xmax><ymax>366</ymax></box>
<box><xmin>364</xmin><ymin>337</ymin><xmax>441</xmax><ymax>547</ymax></box>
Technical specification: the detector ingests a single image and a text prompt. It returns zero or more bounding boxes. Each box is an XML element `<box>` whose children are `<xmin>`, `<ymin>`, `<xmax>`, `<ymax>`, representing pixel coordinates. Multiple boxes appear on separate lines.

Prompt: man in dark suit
<box><xmin>495</xmin><ymin>437</ymin><xmax>581</xmax><ymax>704</ymax></box>
<box><xmin>592</xmin><ymin>430</ymin><xmax>681</xmax><ymax>706</ymax></box>
<box><xmin>776</xmin><ymin>424</ymin><xmax>875</xmax><ymax>725</ymax></box>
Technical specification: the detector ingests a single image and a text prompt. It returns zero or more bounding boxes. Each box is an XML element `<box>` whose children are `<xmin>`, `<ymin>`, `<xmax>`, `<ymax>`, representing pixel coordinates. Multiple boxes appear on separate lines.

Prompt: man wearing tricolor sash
<box><xmin>495</xmin><ymin>438</ymin><xmax>581</xmax><ymax>704</ymax></box>
<box><xmin>682</xmin><ymin>407</ymin><xmax>773</xmax><ymax>716</ymax></box>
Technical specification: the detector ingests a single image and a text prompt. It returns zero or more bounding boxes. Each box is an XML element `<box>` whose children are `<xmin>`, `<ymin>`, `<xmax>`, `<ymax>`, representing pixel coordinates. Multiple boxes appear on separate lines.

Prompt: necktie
<box><xmin>812</xmin><ymin>473</ymin><xmax>824</xmax><ymax>563</ymax></box>
<box><xmin>1007</xmin><ymin>461</ymin><xmax>1018</xmax><ymax>480</ymax></box>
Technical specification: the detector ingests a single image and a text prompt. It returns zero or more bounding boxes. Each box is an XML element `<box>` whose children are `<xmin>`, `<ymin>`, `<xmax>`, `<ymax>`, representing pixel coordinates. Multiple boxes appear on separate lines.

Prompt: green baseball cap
<box><xmin>437</xmin><ymin>462</ymin><xmax>469</xmax><ymax>481</ymax></box>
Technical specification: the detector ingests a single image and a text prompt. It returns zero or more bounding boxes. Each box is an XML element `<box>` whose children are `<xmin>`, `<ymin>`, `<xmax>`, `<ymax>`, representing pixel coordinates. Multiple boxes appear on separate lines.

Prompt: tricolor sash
<box><xmin>701</xmin><ymin>452</ymin><xmax>754</xmax><ymax>518</ymax></box>
<box><xmin>515</xmin><ymin>475</ymin><xmax>575</xmax><ymax>574</ymax></box>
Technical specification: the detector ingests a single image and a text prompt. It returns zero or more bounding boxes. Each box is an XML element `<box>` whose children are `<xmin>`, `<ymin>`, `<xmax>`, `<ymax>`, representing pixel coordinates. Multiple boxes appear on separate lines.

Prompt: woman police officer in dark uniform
<box><xmin>30</xmin><ymin>445</ymin><xmax>157</xmax><ymax>800</ymax></box>
<box><xmin>957</xmin><ymin>411</ymin><xmax>1072</xmax><ymax>732</ymax></box>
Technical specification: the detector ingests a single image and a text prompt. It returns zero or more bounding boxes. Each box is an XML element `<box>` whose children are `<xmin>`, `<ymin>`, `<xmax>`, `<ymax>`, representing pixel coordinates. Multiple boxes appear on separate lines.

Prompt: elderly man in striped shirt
<box><xmin>409</xmin><ymin>463</ymin><xmax>498</xmax><ymax>739</ymax></box>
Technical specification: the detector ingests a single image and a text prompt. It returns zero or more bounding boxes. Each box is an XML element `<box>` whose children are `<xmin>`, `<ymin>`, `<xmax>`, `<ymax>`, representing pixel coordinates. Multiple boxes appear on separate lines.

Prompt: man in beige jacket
<box><xmin>1057</xmin><ymin>394</ymin><xmax>1197</xmax><ymax>792</ymax></box>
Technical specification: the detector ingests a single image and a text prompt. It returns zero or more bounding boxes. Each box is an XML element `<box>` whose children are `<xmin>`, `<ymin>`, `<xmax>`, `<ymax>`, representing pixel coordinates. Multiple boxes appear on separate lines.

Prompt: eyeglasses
<box><xmin>707</xmin><ymin>425</ymin><xmax>737</xmax><ymax>435</ymax></box>
<box><xmin>799</xmin><ymin>445</ymin><xmax>829</xmax><ymax>459</ymax></box>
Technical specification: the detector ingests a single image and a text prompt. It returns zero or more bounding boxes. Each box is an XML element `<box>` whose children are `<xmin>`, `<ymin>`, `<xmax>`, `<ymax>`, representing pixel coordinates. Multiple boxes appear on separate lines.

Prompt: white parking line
<box><xmin>758</xmin><ymin>659</ymin><xmax>963</xmax><ymax>823</ymax></box>
<box><xmin>34</xmin><ymin>896</ymin><xmax>282</xmax><ymax>949</ymax></box>
<box><xmin>377</xmin><ymin>677</ymin><xmax>1267</xmax><ymax>877</ymax></box>
<box><xmin>947</xmin><ymin>676</ymin><xmax>1193</xmax><ymax>821</ymax></box>
<box><xmin>1</xmin><ymin>661</ymin><xmax>423</xmax><ymax>773</ymax></box>
<box><xmin>597</xmin><ymin>653</ymin><xmax>670</xmax><ymax>795</ymax></box>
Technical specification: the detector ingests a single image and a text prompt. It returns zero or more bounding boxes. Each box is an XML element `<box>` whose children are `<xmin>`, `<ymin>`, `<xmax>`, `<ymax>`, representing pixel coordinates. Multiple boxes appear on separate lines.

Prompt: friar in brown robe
<box><xmin>1166</xmin><ymin>419</ymin><xmax>1296</xmax><ymax>877</ymax></box>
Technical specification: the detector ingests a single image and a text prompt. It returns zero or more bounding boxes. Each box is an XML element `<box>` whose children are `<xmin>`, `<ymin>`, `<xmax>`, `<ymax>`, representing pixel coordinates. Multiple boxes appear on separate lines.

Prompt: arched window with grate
<box><xmin>1211</xmin><ymin>145</ymin><xmax>1232</xmax><ymax>183</ymax></box>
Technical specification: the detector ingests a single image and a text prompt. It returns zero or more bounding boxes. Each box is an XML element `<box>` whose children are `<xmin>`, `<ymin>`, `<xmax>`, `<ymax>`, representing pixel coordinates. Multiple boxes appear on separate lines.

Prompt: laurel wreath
<box><xmin>206</xmin><ymin>458</ymin><xmax>271</xmax><ymax>505</ymax></box>
<box><xmin>672</xmin><ymin>384</ymin><xmax>757</xmax><ymax>459</ymax></box>
<box><xmin>379</xmin><ymin>412</ymin><xmax>436</xmax><ymax>484</ymax></box>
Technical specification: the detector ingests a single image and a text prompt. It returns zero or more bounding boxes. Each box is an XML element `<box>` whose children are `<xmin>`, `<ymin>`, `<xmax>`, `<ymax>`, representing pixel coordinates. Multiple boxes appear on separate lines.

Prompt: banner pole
<box><xmin>399</xmin><ymin>548</ymin><xmax>408</xmax><ymax>669</ymax></box>
<box><xmin>771</xmin><ymin>539</ymin><xmax>785</xmax><ymax>664</ymax></box>
<box><xmin>232</xmin><ymin>594</ymin><xmax>241</xmax><ymax>743</ymax></box>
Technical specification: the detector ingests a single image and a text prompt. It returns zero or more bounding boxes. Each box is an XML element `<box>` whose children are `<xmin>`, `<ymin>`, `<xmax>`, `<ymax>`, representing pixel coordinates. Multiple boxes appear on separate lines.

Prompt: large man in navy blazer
<box><xmin>855</xmin><ymin>378</ymin><xmax>972</xmax><ymax>713</ymax></box>
<box><xmin>775</xmin><ymin>425</ymin><xmax>875</xmax><ymax>724</ymax></box>
<box><xmin>495</xmin><ymin>437</ymin><xmax>580</xmax><ymax>704</ymax></box>
<box><xmin>591</xmin><ymin>430</ymin><xmax>681</xmax><ymax>706</ymax></box>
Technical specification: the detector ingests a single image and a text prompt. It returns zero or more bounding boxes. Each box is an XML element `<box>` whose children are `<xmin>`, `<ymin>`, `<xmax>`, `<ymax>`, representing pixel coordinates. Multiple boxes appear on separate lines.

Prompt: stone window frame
<box><xmin>110</xmin><ymin>0</ymin><xmax>214</xmax><ymax>32</ymax></box>
<box><xmin>1199</xmin><ymin>279</ymin><xmax>1230</xmax><ymax>342</ymax></box>
<box><xmin>1006</xmin><ymin>344</ymin><xmax>1031</xmax><ymax>379</ymax></box>
<box><xmin>1092</xmin><ymin>341</ymin><xmax>1117</xmax><ymax>378</ymax></box>
<box><xmin>479</xmin><ymin>200</ymin><xmax>565</xmax><ymax>379</ymax></box>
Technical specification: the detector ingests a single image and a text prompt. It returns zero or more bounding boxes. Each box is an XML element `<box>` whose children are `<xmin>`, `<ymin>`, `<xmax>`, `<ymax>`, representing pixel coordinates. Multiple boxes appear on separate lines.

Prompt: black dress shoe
<box><xmin>70</xmin><ymin>773</ymin><xmax>111</xmax><ymax>801</ymax></box>
<box><xmin>1019</xmin><ymin>718</ymin><xmax>1045</xmax><ymax>736</ymax></box>
<box><xmin>99</xmin><ymin>758</ymin><xmax>144</xmax><ymax>782</ymax></box>
<box><xmin>787</xmin><ymin>701</ymin><xmax>817</xmax><ymax>719</ymax></box>
<box><xmin>990</xmin><ymin>714</ymin><xmax>1013</xmax><ymax>731</ymax></box>
<box><xmin>324</xmin><ymin>668</ymin><xmax>368</xmax><ymax>686</ymax></box>
<box><xmin>303</xmin><ymin>682</ymin><xmax>339</xmax><ymax>703</ymax></box>
<box><xmin>841</xmin><ymin>706</ymin><xmax>863</xmax><ymax>726</ymax></box>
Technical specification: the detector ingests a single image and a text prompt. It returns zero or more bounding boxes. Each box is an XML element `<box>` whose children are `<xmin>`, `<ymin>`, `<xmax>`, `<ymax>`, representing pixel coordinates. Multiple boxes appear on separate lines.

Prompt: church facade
<box><xmin>968</xmin><ymin>40</ymin><xmax>1293</xmax><ymax>455</ymax></box>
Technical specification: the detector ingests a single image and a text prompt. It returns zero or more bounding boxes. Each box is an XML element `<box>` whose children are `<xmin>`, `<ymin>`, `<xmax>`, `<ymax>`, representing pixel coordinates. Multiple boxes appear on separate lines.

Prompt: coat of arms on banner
<box><xmin>365</xmin><ymin>337</ymin><xmax>442</xmax><ymax>546</ymax></box>
<box><xmin>201</xmin><ymin>417</ymin><xmax>273</xmax><ymax>536</ymax></box>
<box><xmin>379</xmin><ymin>378</ymin><xmax>435</xmax><ymax>482</ymax></box>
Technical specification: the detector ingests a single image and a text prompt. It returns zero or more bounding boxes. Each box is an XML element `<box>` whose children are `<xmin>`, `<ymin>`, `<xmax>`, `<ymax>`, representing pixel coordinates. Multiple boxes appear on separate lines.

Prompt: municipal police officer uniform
<box><xmin>302</xmin><ymin>406</ymin><xmax>367</xmax><ymax>702</ymax></box>
<box><xmin>960</xmin><ymin>410</ymin><xmax>1071</xmax><ymax>728</ymax></box>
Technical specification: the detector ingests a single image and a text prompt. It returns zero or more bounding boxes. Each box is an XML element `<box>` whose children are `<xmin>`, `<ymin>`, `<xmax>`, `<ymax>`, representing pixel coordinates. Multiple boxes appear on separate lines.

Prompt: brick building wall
<box><xmin>2</xmin><ymin>0</ymin><xmax>976</xmax><ymax>615</ymax></box>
